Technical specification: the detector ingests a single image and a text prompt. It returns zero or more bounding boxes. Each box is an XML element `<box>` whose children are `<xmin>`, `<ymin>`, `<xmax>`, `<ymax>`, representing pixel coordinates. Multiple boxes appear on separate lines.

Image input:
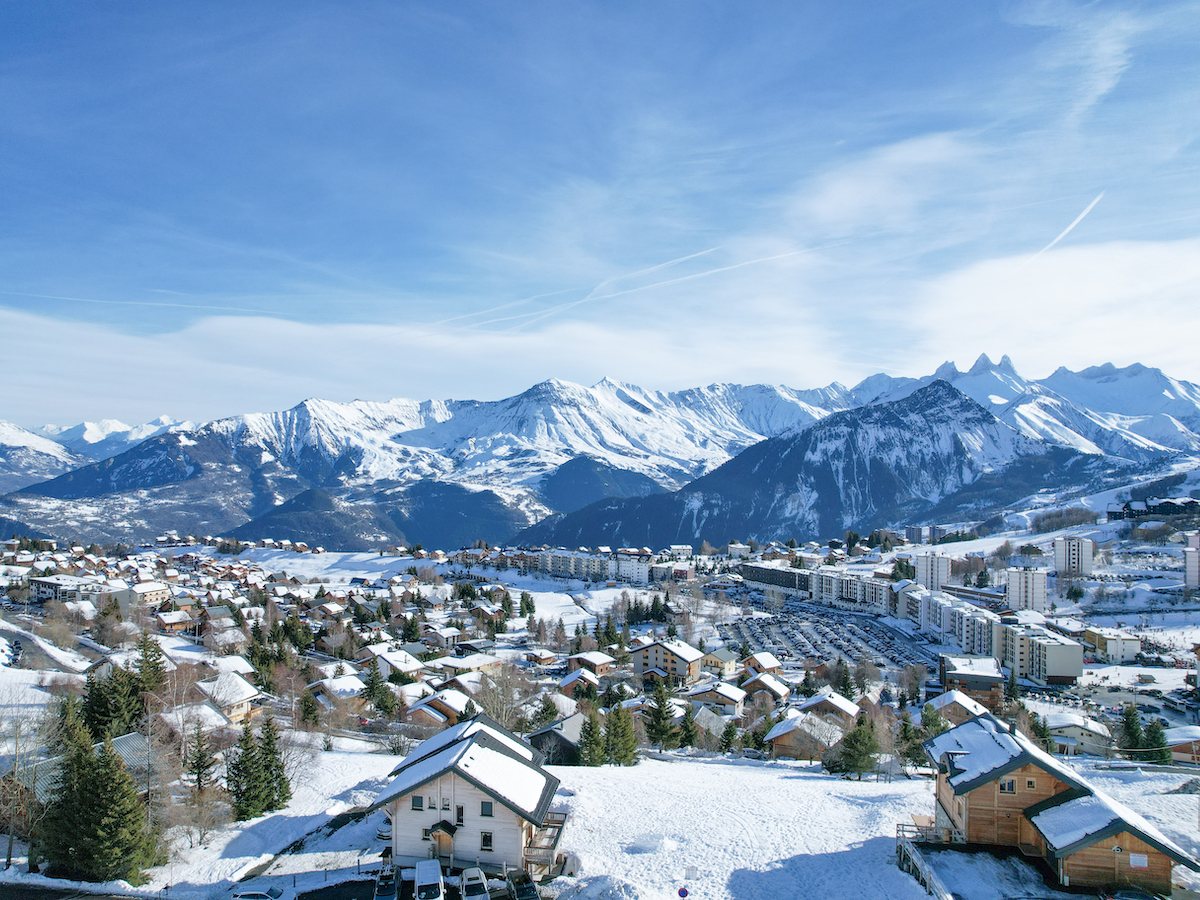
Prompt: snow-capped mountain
<box><xmin>37</xmin><ymin>415</ymin><xmax>193</xmax><ymax>461</ymax></box>
<box><xmin>520</xmin><ymin>381</ymin><xmax>1112</xmax><ymax>547</ymax></box>
<box><xmin>5</xmin><ymin>357</ymin><xmax>1200</xmax><ymax>548</ymax></box>
<box><xmin>2</xmin><ymin>378</ymin><xmax>852</xmax><ymax>547</ymax></box>
<box><xmin>0</xmin><ymin>420</ymin><xmax>91</xmax><ymax>493</ymax></box>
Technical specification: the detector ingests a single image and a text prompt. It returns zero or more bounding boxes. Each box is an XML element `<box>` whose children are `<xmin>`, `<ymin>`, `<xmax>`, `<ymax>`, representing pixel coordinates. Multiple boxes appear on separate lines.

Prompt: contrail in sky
<box><xmin>1030</xmin><ymin>191</ymin><xmax>1105</xmax><ymax>259</ymax></box>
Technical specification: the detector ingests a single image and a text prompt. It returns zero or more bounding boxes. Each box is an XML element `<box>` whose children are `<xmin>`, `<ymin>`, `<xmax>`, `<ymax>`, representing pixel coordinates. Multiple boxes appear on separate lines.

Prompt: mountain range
<box><xmin>1</xmin><ymin>355</ymin><xmax>1196</xmax><ymax>549</ymax></box>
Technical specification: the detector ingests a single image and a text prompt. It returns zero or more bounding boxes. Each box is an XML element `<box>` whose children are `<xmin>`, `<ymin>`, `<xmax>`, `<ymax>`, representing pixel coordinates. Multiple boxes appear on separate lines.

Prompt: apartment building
<box><xmin>1052</xmin><ymin>536</ymin><xmax>1094</xmax><ymax>576</ymax></box>
<box><xmin>915</xmin><ymin>552</ymin><xmax>951</xmax><ymax>591</ymax></box>
<box><xmin>1005</xmin><ymin>567</ymin><xmax>1048</xmax><ymax>613</ymax></box>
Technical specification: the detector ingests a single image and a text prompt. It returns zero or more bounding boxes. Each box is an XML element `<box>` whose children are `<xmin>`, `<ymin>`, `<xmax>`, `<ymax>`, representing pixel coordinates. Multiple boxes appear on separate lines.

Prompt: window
<box><xmin>1026</xmin><ymin>779</ymin><xmax>1037</xmax><ymax>790</ymax></box>
<box><xmin>428</xmin><ymin>796</ymin><xmax>435</xmax><ymax>809</ymax></box>
<box><xmin>999</xmin><ymin>778</ymin><xmax>1016</xmax><ymax>794</ymax></box>
<box><xmin>481</xmin><ymin>831</ymin><xmax>493</xmax><ymax>851</ymax></box>
<box><xmin>412</xmin><ymin>796</ymin><xmax>424</xmax><ymax>810</ymax></box>
<box><xmin>422</xmin><ymin>828</ymin><xmax>431</xmax><ymax>841</ymax></box>
<box><xmin>442</xmin><ymin>798</ymin><xmax>450</xmax><ymax>810</ymax></box>
<box><xmin>456</xmin><ymin>805</ymin><xmax>464</xmax><ymax>826</ymax></box>
<box><xmin>481</xmin><ymin>801</ymin><xmax>494</xmax><ymax>817</ymax></box>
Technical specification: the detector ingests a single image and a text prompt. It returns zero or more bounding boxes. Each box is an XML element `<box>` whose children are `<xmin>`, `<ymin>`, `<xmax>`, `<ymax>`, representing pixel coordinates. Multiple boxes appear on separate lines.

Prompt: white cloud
<box><xmin>906</xmin><ymin>237</ymin><xmax>1200</xmax><ymax>379</ymax></box>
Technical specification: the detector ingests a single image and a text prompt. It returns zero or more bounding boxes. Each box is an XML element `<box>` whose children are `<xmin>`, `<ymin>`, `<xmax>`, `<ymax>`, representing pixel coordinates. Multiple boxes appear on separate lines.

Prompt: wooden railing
<box><xmin>895</xmin><ymin>828</ymin><xmax>955</xmax><ymax>900</ymax></box>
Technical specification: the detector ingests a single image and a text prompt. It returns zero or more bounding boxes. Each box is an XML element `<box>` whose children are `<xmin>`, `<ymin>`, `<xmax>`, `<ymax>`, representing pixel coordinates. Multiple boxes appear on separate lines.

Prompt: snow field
<box><xmin>550</xmin><ymin>757</ymin><xmax>934</xmax><ymax>900</ymax></box>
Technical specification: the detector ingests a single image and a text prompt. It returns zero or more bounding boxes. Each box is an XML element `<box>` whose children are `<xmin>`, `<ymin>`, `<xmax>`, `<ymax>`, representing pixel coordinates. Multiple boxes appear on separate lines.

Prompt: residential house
<box><xmin>742</xmin><ymin>651</ymin><xmax>782</xmax><ymax>676</ymax></box>
<box><xmin>741</xmin><ymin>671</ymin><xmax>790</xmax><ymax>707</ymax></box>
<box><xmin>921</xmin><ymin>690</ymin><xmax>988</xmax><ymax>727</ymax></box>
<box><xmin>367</xmin><ymin>716</ymin><xmax>565</xmax><ymax>875</ymax></box>
<box><xmin>633</xmin><ymin>639</ymin><xmax>704</xmax><ymax>686</ymax></box>
<box><xmin>766</xmin><ymin>710</ymin><xmax>846</xmax><ymax>761</ymax></box>
<box><xmin>701</xmin><ymin>647</ymin><xmax>739</xmax><ymax>680</ymax></box>
<box><xmin>194</xmin><ymin>671</ymin><xmax>261</xmax><ymax>724</ymax></box>
<box><xmin>308</xmin><ymin>674</ymin><xmax>368</xmax><ymax>715</ymax></box>
<box><xmin>923</xmin><ymin>714</ymin><xmax>1198</xmax><ymax>894</ymax></box>
<box><xmin>528</xmin><ymin>712</ymin><xmax>588</xmax><ymax>766</ymax></box>
<box><xmin>567</xmin><ymin>651</ymin><xmax>614</xmax><ymax>678</ymax></box>
<box><xmin>794</xmin><ymin>690</ymin><xmax>859</xmax><ymax>728</ymax></box>
<box><xmin>1163</xmin><ymin>726</ymin><xmax>1200</xmax><ymax>763</ymax></box>
<box><xmin>685</xmin><ymin>679</ymin><xmax>747</xmax><ymax>717</ymax></box>
<box><xmin>559</xmin><ymin>668</ymin><xmax>599</xmax><ymax>700</ymax></box>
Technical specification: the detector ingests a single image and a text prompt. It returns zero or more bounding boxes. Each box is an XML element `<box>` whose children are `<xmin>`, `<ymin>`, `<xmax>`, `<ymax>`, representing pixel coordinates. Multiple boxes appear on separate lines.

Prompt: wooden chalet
<box><xmin>923</xmin><ymin>714</ymin><xmax>1198</xmax><ymax>894</ymax></box>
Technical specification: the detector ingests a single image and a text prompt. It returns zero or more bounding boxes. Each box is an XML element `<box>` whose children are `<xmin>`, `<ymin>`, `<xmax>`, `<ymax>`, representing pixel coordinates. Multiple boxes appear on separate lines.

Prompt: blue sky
<box><xmin>3</xmin><ymin>1</ymin><xmax>1200</xmax><ymax>426</ymax></box>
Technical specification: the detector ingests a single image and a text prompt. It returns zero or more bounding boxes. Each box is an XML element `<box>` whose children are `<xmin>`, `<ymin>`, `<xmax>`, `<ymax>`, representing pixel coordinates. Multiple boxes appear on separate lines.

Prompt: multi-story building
<box><xmin>1185</xmin><ymin>546</ymin><xmax>1200</xmax><ymax>591</ymax></box>
<box><xmin>999</xmin><ymin>619</ymin><xmax>1083</xmax><ymax>685</ymax></box>
<box><xmin>1082</xmin><ymin>626</ymin><xmax>1140</xmax><ymax>663</ymax></box>
<box><xmin>1052</xmin><ymin>536</ymin><xmax>1094</xmax><ymax>576</ymax></box>
<box><xmin>915</xmin><ymin>552</ymin><xmax>951</xmax><ymax>591</ymax></box>
<box><xmin>633</xmin><ymin>639</ymin><xmax>704</xmax><ymax>685</ymax></box>
<box><xmin>1005</xmin><ymin>567</ymin><xmax>1048</xmax><ymax>613</ymax></box>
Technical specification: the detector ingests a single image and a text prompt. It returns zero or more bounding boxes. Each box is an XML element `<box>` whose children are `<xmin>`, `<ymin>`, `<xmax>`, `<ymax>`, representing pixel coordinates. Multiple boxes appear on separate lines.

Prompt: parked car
<box><xmin>460</xmin><ymin>866</ymin><xmax>489</xmax><ymax>899</ymax></box>
<box><xmin>231</xmin><ymin>888</ymin><xmax>284</xmax><ymax>900</ymax></box>
<box><xmin>506</xmin><ymin>868</ymin><xmax>540</xmax><ymax>900</ymax></box>
<box><xmin>415</xmin><ymin>859</ymin><xmax>444</xmax><ymax>900</ymax></box>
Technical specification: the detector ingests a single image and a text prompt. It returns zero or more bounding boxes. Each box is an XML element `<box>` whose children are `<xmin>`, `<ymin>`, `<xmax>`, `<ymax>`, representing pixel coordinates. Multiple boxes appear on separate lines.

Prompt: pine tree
<box><xmin>644</xmin><ymin>680</ymin><xmax>679</xmax><ymax>750</ymax></box>
<box><xmin>719</xmin><ymin>720</ymin><xmax>739</xmax><ymax>753</ymax></box>
<box><xmin>678</xmin><ymin>705</ymin><xmax>697</xmax><ymax>749</ymax></box>
<box><xmin>40</xmin><ymin>697</ymin><xmax>95</xmax><ymax>873</ymax></box>
<box><xmin>298</xmin><ymin>691</ymin><xmax>320</xmax><ymax>728</ymax></box>
<box><xmin>1119</xmin><ymin>703</ymin><xmax>1144</xmax><ymax>751</ymax></box>
<box><xmin>1141</xmin><ymin>719</ymin><xmax>1172</xmax><ymax>765</ymax></box>
<box><xmin>257</xmin><ymin>716</ymin><xmax>291</xmax><ymax>810</ymax></box>
<box><xmin>86</xmin><ymin>737</ymin><xmax>156</xmax><ymax>883</ymax></box>
<box><xmin>579</xmin><ymin>710</ymin><xmax>606</xmax><ymax>767</ymax></box>
<box><xmin>604</xmin><ymin>703</ymin><xmax>638</xmax><ymax>766</ymax></box>
<box><xmin>799</xmin><ymin>670</ymin><xmax>817</xmax><ymax>698</ymax></box>
<box><xmin>920</xmin><ymin>703</ymin><xmax>949</xmax><ymax>738</ymax></box>
<box><xmin>533</xmin><ymin>694</ymin><xmax>559</xmax><ymax>729</ymax></box>
<box><xmin>187</xmin><ymin>723</ymin><xmax>216</xmax><ymax>793</ymax></box>
<box><xmin>359</xmin><ymin>657</ymin><xmax>389</xmax><ymax>713</ymax></box>
<box><xmin>134</xmin><ymin>632</ymin><xmax>167</xmax><ymax>696</ymax></box>
<box><xmin>834</xmin><ymin>714</ymin><xmax>880</xmax><ymax>780</ymax></box>
<box><xmin>226</xmin><ymin>725</ymin><xmax>268</xmax><ymax>820</ymax></box>
<box><xmin>898</xmin><ymin>711</ymin><xmax>926</xmax><ymax>768</ymax></box>
<box><xmin>1005</xmin><ymin>668</ymin><xmax>1020</xmax><ymax>703</ymax></box>
<box><xmin>833</xmin><ymin>659</ymin><xmax>854</xmax><ymax>699</ymax></box>
<box><xmin>1029</xmin><ymin>712</ymin><xmax>1055</xmax><ymax>753</ymax></box>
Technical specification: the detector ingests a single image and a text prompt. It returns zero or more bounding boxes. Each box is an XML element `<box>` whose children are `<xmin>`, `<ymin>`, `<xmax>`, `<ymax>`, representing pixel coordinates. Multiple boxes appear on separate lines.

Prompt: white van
<box><xmin>414</xmin><ymin>859</ymin><xmax>444</xmax><ymax>900</ymax></box>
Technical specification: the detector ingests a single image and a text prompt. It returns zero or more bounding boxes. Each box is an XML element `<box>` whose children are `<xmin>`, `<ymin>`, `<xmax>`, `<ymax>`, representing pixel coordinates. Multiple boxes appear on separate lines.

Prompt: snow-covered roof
<box><xmin>1028</xmin><ymin>789</ymin><xmax>1199</xmax><ymax>868</ymax></box>
<box><xmin>687</xmin><ymin>680</ymin><xmax>746</xmax><ymax>704</ymax></box>
<box><xmin>370</xmin><ymin>717</ymin><xmax>557</xmax><ymax>826</ymax></box>
<box><xmin>363</xmin><ymin>643</ymin><xmax>423</xmax><ymax>673</ymax></box>
<box><xmin>570</xmin><ymin>651</ymin><xmax>615</xmax><ymax>666</ymax></box>
<box><xmin>744</xmin><ymin>671</ymin><xmax>789</xmax><ymax>699</ymax></box>
<box><xmin>1165</xmin><ymin>725</ymin><xmax>1200</xmax><ymax>745</ymax></box>
<box><xmin>765</xmin><ymin>711</ymin><xmax>847</xmax><ymax>746</ymax></box>
<box><xmin>923</xmin><ymin>715</ymin><xmax>1087</xmax><ymax>796</ymax></box>
<box><xmin>745</xmin><ymin>651</ymin><xmax>781</xmax><ymax>669</ymax></box>
<box><xmin>646</xmin><ymin>639</ymin><xmax>704</xmax><ymax>663</ymax></box>
<box><xmin>393</xmin><ymin>714</ymin><xmax>536</xmax><ymax>772</ymax></box>
<box><xmin>924</xmin><ymin>690</ymin><xmax>987</xmax><ymax>718</ymax></box>
<box><xmin>310</xmin><ymin>674</ymin><xmax>366</xmax><ymax>699</ymax></box>
<box><xmin>560</xmin><ymin>668</ymin><xmax>599</xmax><ymax>688</ymax></box>
<box><xmin>796</xmin><ymin>689</ymin><xmax>858</xmax><ymax>718</ymax></box>
<box><xmin>942</xmin><ymin>655</ymin><xmax>1004</xmax><ymax>679</ymax></box>
<box><xmin>195</xmin><ymin>671</ymin><xmax>260</xmax><ymax>707</ymax></box>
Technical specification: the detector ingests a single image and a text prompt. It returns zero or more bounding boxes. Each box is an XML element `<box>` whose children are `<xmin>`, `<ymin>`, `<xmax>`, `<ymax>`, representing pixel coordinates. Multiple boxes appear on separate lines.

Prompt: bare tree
<box><xmin>0</xmin><ymin>685</ymin><xmax>51</xmax><ymax>867</ymax></box>
<box><xmin>474</xmin><ymin>664</ymin><xmax>538</xmax><ymax>733</ymax></box>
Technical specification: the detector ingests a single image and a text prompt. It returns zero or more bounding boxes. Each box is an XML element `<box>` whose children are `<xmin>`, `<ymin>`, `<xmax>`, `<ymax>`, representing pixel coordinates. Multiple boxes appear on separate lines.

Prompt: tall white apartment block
<box><xmin>1006</xmin><ymin>566</ymin><xmax>1048</xmax><ymax>612</ymax></box>
<box><xmin>915</xmin><ymin>552</ymin><xmax>951</xmax><ymax>591</ymax></box>
<box><xmin>1185</xmin><ymin>546</ymin><xmax>1200</xmax><ymax>591</ymax></box>
<box><xmin>1053</xmin><ymin>536</ymin><xmax>1094</xmax><ymax>576</ymax></box>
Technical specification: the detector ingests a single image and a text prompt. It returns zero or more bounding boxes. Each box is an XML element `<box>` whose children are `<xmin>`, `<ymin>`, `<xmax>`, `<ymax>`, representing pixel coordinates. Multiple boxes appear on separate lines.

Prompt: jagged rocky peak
<box><xmin>932</xmin><ymin>360</ymin><xmax>961</xmax><ymax>381</ymax></box>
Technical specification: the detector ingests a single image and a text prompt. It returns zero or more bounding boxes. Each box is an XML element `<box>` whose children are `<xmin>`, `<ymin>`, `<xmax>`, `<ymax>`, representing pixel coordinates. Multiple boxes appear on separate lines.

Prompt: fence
<box><xmin>895</xmin><ymin>824</ymin><xmax>958</xmax><ymax>900</ymax></box>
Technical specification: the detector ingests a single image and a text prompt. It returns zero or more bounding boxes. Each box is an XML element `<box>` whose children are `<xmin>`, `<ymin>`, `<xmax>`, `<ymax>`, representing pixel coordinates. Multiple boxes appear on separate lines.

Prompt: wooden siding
<box><xmin>958</xmin><ymin>763</ymin><xmax>1073</xmax><ymax>846</ymax></box>
<box><xmin>1056</xmin><ymin>830</ymin><xmax>1175</xmax><ymax>895</ymax></box>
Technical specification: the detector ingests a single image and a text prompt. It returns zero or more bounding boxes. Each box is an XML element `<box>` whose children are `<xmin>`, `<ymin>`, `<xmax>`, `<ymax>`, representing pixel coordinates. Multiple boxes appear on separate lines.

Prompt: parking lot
<box><xmin>717</xmin><ymin>600</ymin><xmax>939</xmax><ymax>675</ymax></box>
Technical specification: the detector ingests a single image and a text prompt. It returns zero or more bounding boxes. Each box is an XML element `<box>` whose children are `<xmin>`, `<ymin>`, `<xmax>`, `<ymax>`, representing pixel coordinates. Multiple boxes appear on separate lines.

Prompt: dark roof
<box><xmin>1025</xmin><ymin>788</ymin><xmax>1200</xmax><ymax>870</ymax></box>
<box><xmin>528</xmin><ymin>712</ymin><xmax>587</xmax><ymax>747</ymax></box>
<box><xmin>9</xmin><ymin>732</ymin><xmax>156</xmax><ymax>803</ymax></box>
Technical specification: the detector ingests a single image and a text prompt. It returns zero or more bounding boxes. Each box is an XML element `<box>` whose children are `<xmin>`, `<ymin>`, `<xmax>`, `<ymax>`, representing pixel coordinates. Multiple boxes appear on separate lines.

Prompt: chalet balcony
<box><xmin>523</xmin><ymin>811</ymin><xmax>568</xmax><ymax>874</ymax></box>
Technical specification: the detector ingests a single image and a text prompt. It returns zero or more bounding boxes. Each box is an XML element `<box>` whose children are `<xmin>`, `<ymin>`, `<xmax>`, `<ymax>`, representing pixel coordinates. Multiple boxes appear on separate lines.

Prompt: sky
<box><xmin>3</xmin><ymin>1</ymin><xmax>1200</xmax><ymax>428</ymax></box>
